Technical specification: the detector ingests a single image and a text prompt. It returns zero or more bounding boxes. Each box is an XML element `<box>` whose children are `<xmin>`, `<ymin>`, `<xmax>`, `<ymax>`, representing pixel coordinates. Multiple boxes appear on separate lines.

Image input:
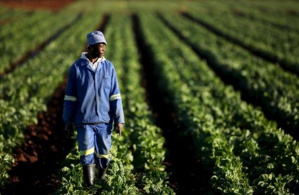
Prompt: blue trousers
<box><xmin>76</xmin><ymin>123</ymin><xmax>112</xmax><ymax>169</ymax></box>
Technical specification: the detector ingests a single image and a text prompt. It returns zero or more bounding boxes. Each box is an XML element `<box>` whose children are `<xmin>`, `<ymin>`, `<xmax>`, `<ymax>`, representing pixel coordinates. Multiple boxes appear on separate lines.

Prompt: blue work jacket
<box><xmin>63</xmin><ymin>53</ymin><xmax>125</xmax><ymax>125</ymax></box>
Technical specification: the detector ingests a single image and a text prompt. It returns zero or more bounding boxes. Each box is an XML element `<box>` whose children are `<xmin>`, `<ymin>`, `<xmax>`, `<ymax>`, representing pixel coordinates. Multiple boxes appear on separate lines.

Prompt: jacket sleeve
<box><xmin>63</xmin><ymin>65</ymin><xmax>77</xmax><ymax>125</ymax></box>
<box><xmin>109</xmin><ymin>67</ymin><xmax>125</xmax><ymax>124</ymax></box>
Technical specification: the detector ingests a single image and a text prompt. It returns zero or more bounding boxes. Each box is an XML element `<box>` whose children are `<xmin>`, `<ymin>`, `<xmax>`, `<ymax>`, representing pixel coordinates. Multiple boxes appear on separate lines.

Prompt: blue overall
<box><xmin>76</xmin><ymin>123</ymin><xmax>112</xmax><ymax>168</ymax></box>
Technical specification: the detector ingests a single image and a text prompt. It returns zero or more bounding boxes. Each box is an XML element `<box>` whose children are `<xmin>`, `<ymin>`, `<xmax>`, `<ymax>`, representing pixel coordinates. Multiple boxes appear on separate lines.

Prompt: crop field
<box><xmin>1</xmin><ymin>0</ymin><xmax>299</xmax><ymax>194</ymax></box>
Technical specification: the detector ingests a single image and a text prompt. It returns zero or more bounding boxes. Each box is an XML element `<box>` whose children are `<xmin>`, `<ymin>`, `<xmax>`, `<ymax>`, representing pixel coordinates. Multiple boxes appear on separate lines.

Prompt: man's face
<box><xmin>89</xmin><ymin>43</ymin><xmax>106</xmax><ymax>58</ymax></box>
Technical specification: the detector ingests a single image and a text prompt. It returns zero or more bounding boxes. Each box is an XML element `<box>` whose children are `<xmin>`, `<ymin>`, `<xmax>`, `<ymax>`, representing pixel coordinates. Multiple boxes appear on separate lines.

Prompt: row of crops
<box><xmin>0</xmin><ymin>9</ymin><xmax>80</xmax><ymax>74</ymax></box>
<box><xmin>188</xmin><ymin>2</ymin><xmax>299</xmax><ymax>76</ymax></box>
<box><xmin>137</xmin><ymin>11</ymin><xmax>299</xmax><ymax>193</ymax></box>
<box><xmin>1</xmin><ymin>0</ymin><xmax>299</xmax><ymax>194</ymax></box>
<box><xmin>163</xmin><ymin>11</ymin><xmax>299</xmax><ymax>136</ymax></box>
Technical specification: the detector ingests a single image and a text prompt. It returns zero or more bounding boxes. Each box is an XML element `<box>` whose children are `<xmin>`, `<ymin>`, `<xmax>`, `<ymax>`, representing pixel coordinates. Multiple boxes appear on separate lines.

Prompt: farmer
<box><xmin>62</xmin><ymin>30</ymin><xmax>124</xmax><ymax>186</ymax></box>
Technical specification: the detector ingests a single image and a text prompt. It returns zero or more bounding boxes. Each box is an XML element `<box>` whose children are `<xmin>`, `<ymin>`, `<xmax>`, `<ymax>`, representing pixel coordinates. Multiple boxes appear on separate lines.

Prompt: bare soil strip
<box><xmin>1</xmin><ymin>79</ymin><xmax>74</xmax><ymax>195</ymax></box>
<box><xmin>0</xmin><ymin>0</ymin><xmax>75</xmax><ymax>11</ymax></box>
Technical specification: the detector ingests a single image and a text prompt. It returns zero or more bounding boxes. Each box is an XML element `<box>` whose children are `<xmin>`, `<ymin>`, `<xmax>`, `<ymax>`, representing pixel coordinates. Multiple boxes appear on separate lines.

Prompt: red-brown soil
<box><xmin>1</xmin><ymin>79</ymin><xmax>75</xmax><ymax>195</ymax></box>
<box><xmin>0</xmin><ymin>0</ymin><xmax>75</xmax><ymax>11</ymax></box>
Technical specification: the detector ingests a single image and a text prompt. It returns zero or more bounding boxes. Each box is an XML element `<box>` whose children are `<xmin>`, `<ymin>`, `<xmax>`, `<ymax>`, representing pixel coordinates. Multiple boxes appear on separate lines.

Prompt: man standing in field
<box><xmin>62</xmin><ymin>31</ymin><xmax>124</xmax><ymax>186</ymax></box>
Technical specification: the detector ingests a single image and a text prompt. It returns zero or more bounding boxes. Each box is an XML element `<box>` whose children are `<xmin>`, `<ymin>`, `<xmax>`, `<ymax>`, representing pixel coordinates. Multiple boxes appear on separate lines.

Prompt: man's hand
<box><xmin>64</xmin><ymin>124</ymin><xmax>74</xmax><ymax>137</ymax></box>
<box><xmin>115</xmin><ymin>123</ymin><xmax>124</xmax><ymax>136</ymax></box>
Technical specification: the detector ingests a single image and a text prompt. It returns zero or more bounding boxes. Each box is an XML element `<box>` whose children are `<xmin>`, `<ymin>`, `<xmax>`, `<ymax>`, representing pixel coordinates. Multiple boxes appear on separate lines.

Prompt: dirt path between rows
<box><xmin>0</xmin><ymin>0</ymin><xmax>75</xmax><ymax>11</ymax></box>
<box><xmin>1</xmin><ymin>80</ymin><xmax>74</xmax><ymax>195</ymax></box>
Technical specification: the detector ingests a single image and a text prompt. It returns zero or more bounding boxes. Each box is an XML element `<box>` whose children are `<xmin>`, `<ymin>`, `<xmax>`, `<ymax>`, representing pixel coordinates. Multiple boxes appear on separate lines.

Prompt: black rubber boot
<box><xmin>98</xmin><ymin>165</ymin><xmax>108</xmax><ymax>179</ymax></box>
<box><xmin>83</xmin><ymin>164</ymin><xmax>96</xmax><ymax>186</ymax></box>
